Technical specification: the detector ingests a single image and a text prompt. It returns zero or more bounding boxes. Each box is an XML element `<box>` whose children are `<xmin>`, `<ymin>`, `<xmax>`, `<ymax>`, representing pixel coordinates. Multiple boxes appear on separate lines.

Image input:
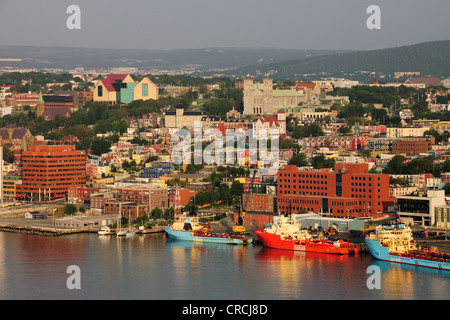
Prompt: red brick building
<box><xmin>242</xmin><ymin>193</ymin><xmax>276</xmax><ymax>212</ymax></box>
<box><xmin>277</xmin><ymin>163</ymin><xmax>394</xmax><ymax>218</ymax></box>
<box><xmin>114</xmin><ymin>187</ymin><xmax>168</xmax><ymax>210</ymax></box>
<box><xmin>235</xmin><ymin>194</ymin><xmax>278</xmax><ymax>229</ymax></box>
<box><xmin>240</xmin><ymin>211</ymin><xmax>277</xmax><ymax>229</ymax></box>
<box><xmin>68</xmin><ymin>186</ymin><xmax>100</xmax><ymax>203</ymax></box>
<box><xmin>16</xmin><ymin>144</ymin><xmax>86</xmax><ymax>201</ymax></box>
<box><xmin>104</xmin><ymin>201</ymin><xmax>150</xmax><ymax>222</ymax></box>
<box><xmin>169</xmin><ymin>188</ymin><xmax>197</xmax><ymax>213</ymax></box>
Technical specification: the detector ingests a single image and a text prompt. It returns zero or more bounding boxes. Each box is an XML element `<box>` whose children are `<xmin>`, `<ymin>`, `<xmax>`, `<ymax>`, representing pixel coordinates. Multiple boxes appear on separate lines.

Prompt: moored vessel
<box><xmin>98</xmin><ymin>226</ymin><xmax>115</xmax><ymax>235</ymax></box>
<box><xmin>165</xmin><ymin>195</ymin><xmax>251</xmax><ymax>245</ymax></box>
<box><xmin>165</xmin><ymin>214</ymin><xmax>251</xmax><ymax>245</ymax></box>
<box><xmin>255</xmin><ymin>214</ymin><xmax>360</xmax><ymax>255</ymax></box>
<box><xmin>365</xmin><ymin>221</ymin><xmax>450</xmax><ymax>271</ymax></box>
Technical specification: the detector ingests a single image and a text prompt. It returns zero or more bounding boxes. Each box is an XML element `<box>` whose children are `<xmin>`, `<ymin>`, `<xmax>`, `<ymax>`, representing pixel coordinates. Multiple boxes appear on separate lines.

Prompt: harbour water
<box><xmin>0</xmin><ymin>231</ymin><xmax>449</xmax><ymax>300</ymax></box>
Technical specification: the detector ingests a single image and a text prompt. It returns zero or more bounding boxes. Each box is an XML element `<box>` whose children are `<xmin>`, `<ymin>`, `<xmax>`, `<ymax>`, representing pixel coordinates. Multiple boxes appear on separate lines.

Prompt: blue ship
<box><xmin>365</xmin><ymin>223</ymin><xmax>450</xmax><ymax>271</ymax></box>
<box><xmin>165</xmin><ymin>215</ymin><xmax>251</xmax><ymax>245</ymax></box>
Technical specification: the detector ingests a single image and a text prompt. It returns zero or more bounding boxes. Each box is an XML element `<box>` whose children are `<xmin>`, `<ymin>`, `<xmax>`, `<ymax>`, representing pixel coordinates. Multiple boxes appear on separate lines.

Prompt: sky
<box><xmin>1</xmin><ymin>0</ymin><xmax>450</xmax><ymax>51</ymax></box>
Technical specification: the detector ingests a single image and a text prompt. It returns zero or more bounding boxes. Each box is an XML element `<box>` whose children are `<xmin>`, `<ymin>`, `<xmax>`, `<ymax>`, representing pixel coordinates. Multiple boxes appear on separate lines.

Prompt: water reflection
<box><xmin>252</xmin><ymin>247</ymin><xmax>372</xmax><ymax>299</ymax></box>
<box><xmin>165</xmin><ymin>238</ymin><xmax>252</xmax><ymax>299</ymax></box>
<box><xmin>0</xmin><ymin>232</ymin><xmax>449</xmax><ymax>299</ymax></box>
<box><xmin>368</xmin><ymin>259</ymin><xmax>450</xmax><ymax>300</ymax></box>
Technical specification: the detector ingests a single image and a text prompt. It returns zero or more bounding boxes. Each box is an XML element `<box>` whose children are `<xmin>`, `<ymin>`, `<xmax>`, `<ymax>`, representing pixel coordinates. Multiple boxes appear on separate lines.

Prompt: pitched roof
<box><xmin>101</xmin><ymin>74</ymin><xmax>132</xmax><ymax>92</ymax></box>
<box><xmin>0</xmin><ymin>124</ymin><xmax>30</xmax><ymax>140</ymax></box>
<box><xmin>296</xmin><ymin>82</ymin><xmax>317</xmax><ymax>91</ymax></box>
<box><xmin>406</xmin><ymin>77</ymin><xmax>442</xmax><ymax>87</ymax></box>
<box><xmin>105</xmin><ymin>74</ymin><xmax>129</xmax><ymax>81</ymax></box>
<box><xmin>257</xmin><ymin>116</ymin><xmax>282</xmax><ymax>127</ymax></box>
<box><xmin>42</xmin><ymin>107</ymin><xmax>72</xmax><ymax>119</ymax></box>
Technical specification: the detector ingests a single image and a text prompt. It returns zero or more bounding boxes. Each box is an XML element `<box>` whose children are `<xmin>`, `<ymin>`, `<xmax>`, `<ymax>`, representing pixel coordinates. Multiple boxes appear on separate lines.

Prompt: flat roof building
<box><xmin>277</xmin><ymin>163</ymin><xmax>394</xmax><ymax>218</ymax></box>
<box><xmin>16</xmin><ymin>144</ymin><xmax>87</xmax><ymax>201</ymax></box>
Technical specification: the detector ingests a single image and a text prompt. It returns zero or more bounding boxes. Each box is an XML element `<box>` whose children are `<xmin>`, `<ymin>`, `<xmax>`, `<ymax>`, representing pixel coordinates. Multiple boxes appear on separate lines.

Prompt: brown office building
<box><xmin>391</xmin><ymin>137</ymin><xmax>433</xmax><ymax>156</ymax></box>
<box><xmin>104</xmin><ymin>201</ymin><xmax>150</xmax><ymax>222</ymax></box>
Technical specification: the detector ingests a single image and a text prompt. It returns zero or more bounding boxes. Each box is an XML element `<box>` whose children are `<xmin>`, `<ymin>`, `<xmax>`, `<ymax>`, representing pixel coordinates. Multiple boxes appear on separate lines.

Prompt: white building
<box><xmin>252</xmin><ymin>110</ymin><xmax>286</xmax><ymax>139</ymax></box>
<box><xmin>396</xmin><ymin>190</ymin><xmax>446</xmax><ymax>226</ymax></box>
<box><xmin>386</xmin><ymin>126</ymin><xmax>430</xmax><ymax>138</ymax></box>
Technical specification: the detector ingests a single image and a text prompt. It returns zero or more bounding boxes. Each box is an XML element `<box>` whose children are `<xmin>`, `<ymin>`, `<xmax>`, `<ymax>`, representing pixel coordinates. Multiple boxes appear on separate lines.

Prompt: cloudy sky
<box><xmin>1</xmin><ymin>0</ymin><xmax>449</xmax><ymax>51</ymax></box>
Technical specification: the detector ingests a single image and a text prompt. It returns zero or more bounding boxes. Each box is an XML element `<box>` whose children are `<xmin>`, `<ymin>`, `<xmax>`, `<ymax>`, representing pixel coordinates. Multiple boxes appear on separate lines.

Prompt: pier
<box><xmin>0</xmin><ymin>224</ymin><xmax>84</xmax><ymax>236</ymax></box>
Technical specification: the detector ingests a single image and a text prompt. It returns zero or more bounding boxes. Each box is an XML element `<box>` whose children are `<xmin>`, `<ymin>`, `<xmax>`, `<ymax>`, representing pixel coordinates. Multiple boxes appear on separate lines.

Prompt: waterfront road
<box><xmin>0</xmin><ymin>199</ymin><xmax>65</xmax><ymax>218</ymax></box>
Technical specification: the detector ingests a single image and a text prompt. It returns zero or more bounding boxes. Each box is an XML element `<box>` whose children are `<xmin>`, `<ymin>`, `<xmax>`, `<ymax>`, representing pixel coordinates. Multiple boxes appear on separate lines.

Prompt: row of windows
<box><xmin>280</xmin><ymin>173</ymin><xmax>329</xmax><ymax>179</ymax></box>
<box><xmin>350</xmin><ymin>176</ymin><xmax>381</xmax><ymax>181</ymax></box>
<box><xmin>351</xmin><ymin>187</ymin><xmax>381</xmax><ymax>192</ymax></box>
<box><xmin>279</xmin><ymin>190</ymin><xmax>327</xmax><ymax>196</ymax></box>
<box><xmin>279</xmin><ymin>174</ymin><xmax>383</xmax><ymax>181</ymax></box>
<box><xmin>278</xmin><ymin>206</ymin><xmax>364</xmax><ymax>214</ymax></box>
<box><xmin>351</xmin><ymin>183</ymin><xmax>382</xmax><ymax>187</ymax></box>
<box><xmin>279</xmin><ymin>179</ymin><xmax>328</xmax><ymax>184</ymax></box>
<box><xmin>280</xmin><ymin>184</ymin><xmax>327</xmax><ymax>190</ymax></box>
<box><xmin>278</xmin><ymin>198</ymin><xmax>320</xmax><ymax>205</ymax></box>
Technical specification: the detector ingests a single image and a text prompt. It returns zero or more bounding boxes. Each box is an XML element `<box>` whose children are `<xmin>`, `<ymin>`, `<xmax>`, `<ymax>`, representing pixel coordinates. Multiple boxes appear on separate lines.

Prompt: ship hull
<box><xmin>255</xmin><ymin>230</ymin><xmax>359</xmax><ymax>255</ymax></box>
<box><xmin>366</xmin><ymin>239</ymin><xmax>450</xmax><ymax>271</ymax></box>
<box><xmin>165</xmin><ymin>226</ymin><xmax>247</xmax><ymax>245</ymax></box>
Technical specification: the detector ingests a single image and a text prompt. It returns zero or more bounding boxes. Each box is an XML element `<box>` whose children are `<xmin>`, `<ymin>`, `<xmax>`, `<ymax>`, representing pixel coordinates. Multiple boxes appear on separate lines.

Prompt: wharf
<box><xmin>0</xmin><ymin>224</ymin><xmax>84</xmax><ymax>237</ymax></box>
<box><xmin>135</xmin><ymin>226</ymin><xmax>165</xmax><ymax>234</ymax></box>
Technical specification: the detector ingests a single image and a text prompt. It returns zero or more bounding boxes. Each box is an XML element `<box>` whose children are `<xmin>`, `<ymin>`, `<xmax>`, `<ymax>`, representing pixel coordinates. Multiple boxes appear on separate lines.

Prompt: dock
<box><xmin>0</xmin><ymin>224</ymin><xmax>84</xmax><ymax>237</ymax></box>
<box><xmin>135</xmin><ymin>226</ymin><xmax>165</xmax><ymax>234</ymax></box>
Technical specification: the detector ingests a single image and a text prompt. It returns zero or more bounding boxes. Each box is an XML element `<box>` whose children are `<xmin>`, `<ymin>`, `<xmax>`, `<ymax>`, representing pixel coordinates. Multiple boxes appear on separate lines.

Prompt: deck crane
<box><xmin>233</xmin><ymin>170</ymin><xmax>257</xmax><ymax>233</ymax></box>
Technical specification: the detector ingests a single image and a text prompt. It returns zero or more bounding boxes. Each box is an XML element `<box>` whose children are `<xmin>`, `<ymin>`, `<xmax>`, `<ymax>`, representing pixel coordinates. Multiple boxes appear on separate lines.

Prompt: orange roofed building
<box><xmin>16</xmin><ymin>144</ymin><xmax>87</xmax><ymax>201</ymax></box>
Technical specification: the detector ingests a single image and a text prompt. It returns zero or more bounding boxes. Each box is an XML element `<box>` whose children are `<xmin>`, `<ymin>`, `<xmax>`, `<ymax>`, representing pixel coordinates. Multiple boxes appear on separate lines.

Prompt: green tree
<box><xmin>151</xmin><ymin>208</ymin><xmax>163</xmax><ymax>219</ymax></box>
<box><xmin>384</xmin><ymin>155</ymin><xmax>406</xmax><ymax>174</ymax></box>
<box><xmin>443</xmin><ymin>159</ymin><xmax>450</xmax><ymax>172</ymax></box>
<box><xmin>202</xmin><ymin>98</ymin><xmax>233</xmax><ymax>118</ymax></box>
<box><xmin>230</xmin><ymin>180</ymin><xmax>244</xmax><ymax>198</ymax></box>
<box><xmin>91</xmin><ymin>139</ymin><xmax>111</xmax><ymax>156</ymax></box>
<box><xmin>388</xmin><ymin>115</ymin><xmax>402</xmax><ymax>127</ymax></box>
<box><xmin>64</xmin><ymin>204</ymin><xmax>77</xmax><ymax>215</ymax></box>
<box><xmin>2</xmin><ymin>145</ymin><xmax>15</xmax><ymax>163</ymax></box>
<box><xmin>311</xmin><ymin>155</ymin><xmax>335</xmax><ymax>169</ymax></box>
<box><xmin>289</xmin><ymin>153</ymin><xmax>308</xmax><ymax>167</ymax></box>
<box><xmin>445</xmin><ymin>183</ymin><xmax>450</xmax><ymax>195</ymax></box>
<box><xmin>338</xmin><ymin>126</ymin><xmax>351</xmax><ymax>135</ymax></box>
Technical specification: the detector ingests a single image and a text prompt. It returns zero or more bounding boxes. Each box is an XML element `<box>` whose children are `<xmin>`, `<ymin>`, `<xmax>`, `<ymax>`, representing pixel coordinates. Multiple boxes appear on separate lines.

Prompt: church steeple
<box><xmin>37</xmin><ymin>91</ymin><xmax>44</xmax><ymax>104</ymax></box>
<box><xmin>36</xmin><ymin>91</ymin><xmax>45</xmax><ymax>117</ymax></box>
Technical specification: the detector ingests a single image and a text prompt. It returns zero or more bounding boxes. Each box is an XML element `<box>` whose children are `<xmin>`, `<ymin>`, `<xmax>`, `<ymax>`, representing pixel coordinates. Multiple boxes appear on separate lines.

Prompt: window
<box><xmin>98</xmin><ymin>85</ymin><xmax>103</xmax><ymax>97</ymax></box>
<box><xmin>142</xmin><ymin>84</ymin><xmax>148</xmax><ymax>96</ymax></box>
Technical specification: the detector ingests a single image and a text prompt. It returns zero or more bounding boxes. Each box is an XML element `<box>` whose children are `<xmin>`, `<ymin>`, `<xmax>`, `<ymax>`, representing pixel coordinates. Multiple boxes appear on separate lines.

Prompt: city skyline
<box><xmin>1</xmin><ymin>0</ymin><xmax>450</xmax><ymax>51</ymax></box>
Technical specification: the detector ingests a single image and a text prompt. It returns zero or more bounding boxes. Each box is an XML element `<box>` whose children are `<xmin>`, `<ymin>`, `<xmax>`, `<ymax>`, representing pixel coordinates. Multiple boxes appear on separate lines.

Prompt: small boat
<box><xmin>126</xmin><ymin>230</ymin><xmax>136</xmax><ymax>237</ymax></box>
<box><xmin>125</xmin><ymin>210</ymin><xmax>135</xmax><ymax>237</ymax></box>
<box><xmin>98</xmin><ymin>226</ymin><xmax>115</xmax><ymax>235</ymax></box>
<box><xmin>116</xmin><ymin>203</ymin><xmax>127</xmax><ymax>236</ymax></box>
<box><xmin>116</xmin><ymin>229</ymin><xmax>127</xmax><ymax>237</ymax></box>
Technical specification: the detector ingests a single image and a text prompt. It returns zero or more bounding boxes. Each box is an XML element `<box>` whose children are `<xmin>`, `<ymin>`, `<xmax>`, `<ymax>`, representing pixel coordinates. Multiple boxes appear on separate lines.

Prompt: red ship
<box><xmin>255</xmin><ymin>230</ymin><xmax>360</xmax><ymax>255</ymax></box>
<box><xmin>254</xmin><ymin>215</ymin><xmax>360</xmax><ymax>255</ymax></box>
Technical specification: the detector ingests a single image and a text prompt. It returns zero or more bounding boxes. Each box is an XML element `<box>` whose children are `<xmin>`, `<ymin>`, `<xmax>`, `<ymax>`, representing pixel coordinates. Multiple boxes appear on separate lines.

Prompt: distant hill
<box><xmin>0</xmin><ymin>46</ymin><xmax>348</xmax><ymax>72</ymax></box>
<box><xmin>224</xmin><ymin>40</ymin><xmax>450</xmax><ymax>80</ymax></box>
<box><xmin>2</xmin><ymin>41</ymin><xmax>449</xmax><ymax>82</ymax></box>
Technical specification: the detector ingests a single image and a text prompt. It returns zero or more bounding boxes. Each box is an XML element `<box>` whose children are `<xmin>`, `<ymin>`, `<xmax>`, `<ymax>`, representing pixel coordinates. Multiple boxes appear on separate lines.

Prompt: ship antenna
<box><xmin>190</xmin><ymin>194</ymin><xmax>196</xmax><ymax>217</ymax></box>
<box><xmin>289</xmin><ymin>199</ymin><xmax>293</xmax><ymax>219</ymax></box>
<box><xmin>392</xmin><ymin>201</ymin><xmax>399</xmax><ymax>226</ymax></box>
